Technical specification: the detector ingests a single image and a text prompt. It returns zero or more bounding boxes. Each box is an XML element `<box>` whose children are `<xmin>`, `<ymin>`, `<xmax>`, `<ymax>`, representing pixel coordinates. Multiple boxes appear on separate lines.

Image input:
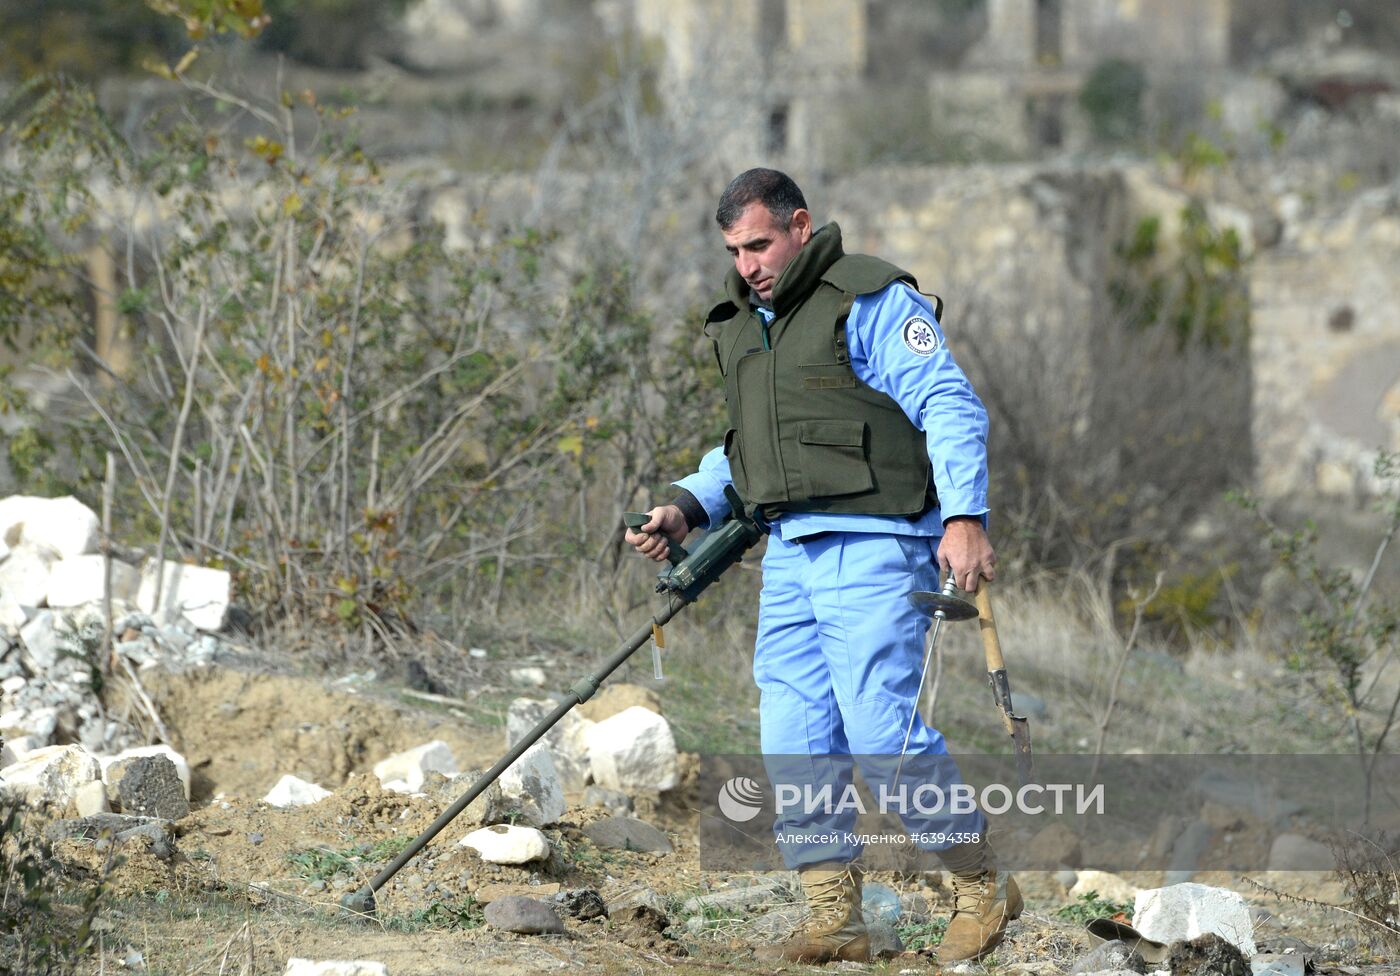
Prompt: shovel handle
<box><xmin>973</xmin><ymin>581</ymin><xmax>1006</xmax><ymax>671</ymax></box>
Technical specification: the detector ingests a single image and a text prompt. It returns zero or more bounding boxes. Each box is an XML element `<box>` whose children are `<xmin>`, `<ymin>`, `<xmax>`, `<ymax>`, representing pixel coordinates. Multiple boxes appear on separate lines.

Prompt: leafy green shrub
<box><xmin>1055</xmin><ymin>889</ymin><xmax>1131</xmax><ymax>925</ymax></box>
<box><xmin>1079</xmin><ymin>59</ymin><xmax>1148</xmax><ymax>144</ymax></box>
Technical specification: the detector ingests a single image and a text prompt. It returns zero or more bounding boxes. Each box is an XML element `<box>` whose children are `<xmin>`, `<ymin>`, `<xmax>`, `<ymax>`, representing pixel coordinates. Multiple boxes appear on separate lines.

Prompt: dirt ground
<box><xmin>35</xmin><ymin>663</ymin><xmax>1397</xmax><ymax>976</ymax></box>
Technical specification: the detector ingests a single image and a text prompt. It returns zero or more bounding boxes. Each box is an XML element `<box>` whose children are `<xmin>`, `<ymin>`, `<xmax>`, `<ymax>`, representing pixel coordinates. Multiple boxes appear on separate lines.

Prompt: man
<box><xmin>626</xmin><ymin>169</ymin><xmax>1019</xmax><ymax>964</ymax></box>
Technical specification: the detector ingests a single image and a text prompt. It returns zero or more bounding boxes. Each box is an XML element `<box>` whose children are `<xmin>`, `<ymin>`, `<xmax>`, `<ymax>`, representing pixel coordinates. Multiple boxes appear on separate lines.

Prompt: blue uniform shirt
<box><xmin>674</xmin><ymin>281</ymin><xmax>990</xmax><ymax>541</ymax></box>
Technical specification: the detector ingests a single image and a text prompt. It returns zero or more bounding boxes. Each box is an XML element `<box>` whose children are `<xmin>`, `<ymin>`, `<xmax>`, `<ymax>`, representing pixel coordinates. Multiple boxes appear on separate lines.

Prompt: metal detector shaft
<box><xmin>342</xmin><ymin>595</ymin><xmax>687</xmax><ymax>917</ymax></box>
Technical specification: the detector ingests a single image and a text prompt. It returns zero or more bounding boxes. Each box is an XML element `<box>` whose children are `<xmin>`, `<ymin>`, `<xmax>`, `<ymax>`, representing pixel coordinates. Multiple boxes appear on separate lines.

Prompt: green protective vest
<box><xmin>705</xmin><ymin>222</ymin><xmax>937</xmax><ymax>517</ymax></box>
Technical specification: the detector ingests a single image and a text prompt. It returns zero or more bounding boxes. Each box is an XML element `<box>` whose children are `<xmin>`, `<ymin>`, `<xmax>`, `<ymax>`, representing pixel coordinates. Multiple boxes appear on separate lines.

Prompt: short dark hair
<box><xmin>715</xmin><ymin>168</ymin><xmax>808</xmax><ymax>230</ymax></box>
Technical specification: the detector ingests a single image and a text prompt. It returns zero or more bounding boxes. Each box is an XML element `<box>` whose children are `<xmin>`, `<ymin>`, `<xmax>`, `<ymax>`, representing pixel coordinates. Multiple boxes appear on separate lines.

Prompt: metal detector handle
<box><xmin>623</xmin><ymin>511</ymin><xmax>688</xmax><ymax>566</ymax></box>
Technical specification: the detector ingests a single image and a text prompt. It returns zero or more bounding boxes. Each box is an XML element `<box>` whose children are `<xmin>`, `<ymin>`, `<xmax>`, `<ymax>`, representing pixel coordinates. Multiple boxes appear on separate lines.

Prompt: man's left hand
<box><xmin>939</xmin><ymin>517</ymin><xmax>996</xmax><ymax>593</ymax></box>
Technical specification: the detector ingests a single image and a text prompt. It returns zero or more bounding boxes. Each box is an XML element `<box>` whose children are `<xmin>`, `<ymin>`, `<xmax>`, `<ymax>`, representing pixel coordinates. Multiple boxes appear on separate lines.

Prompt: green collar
<box><xmin>722</xmin><ymin>222</ymin><xmax>845</xmax><ymax>317</ymax></box>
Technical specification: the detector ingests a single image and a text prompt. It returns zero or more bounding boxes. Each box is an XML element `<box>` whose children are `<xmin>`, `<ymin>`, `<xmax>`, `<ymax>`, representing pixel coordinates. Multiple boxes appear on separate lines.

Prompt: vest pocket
<box><xmin>798</xmin><ymin>420</ymin><xmax>873</xmax><ymax>498</ymax></box>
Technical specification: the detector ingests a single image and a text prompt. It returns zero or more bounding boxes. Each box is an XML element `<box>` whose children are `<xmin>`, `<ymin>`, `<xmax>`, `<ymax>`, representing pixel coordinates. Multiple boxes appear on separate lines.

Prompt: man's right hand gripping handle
<box><xmin>624</xmin><ymin>505</ymin><xmax>690</xmax><ymax>564</ymax></box>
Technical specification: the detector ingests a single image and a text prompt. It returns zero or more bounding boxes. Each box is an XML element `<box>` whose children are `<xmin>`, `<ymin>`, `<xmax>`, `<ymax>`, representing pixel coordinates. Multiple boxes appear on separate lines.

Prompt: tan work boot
<box><xmin>756</xmin><ymin>863</ymin><xmax>871</xmax><ymax>964</ymax></box>
<box><xmin>936</xmin><ymin>868</ymin><xmax>1023</xmax><ymax>962</ymax></box>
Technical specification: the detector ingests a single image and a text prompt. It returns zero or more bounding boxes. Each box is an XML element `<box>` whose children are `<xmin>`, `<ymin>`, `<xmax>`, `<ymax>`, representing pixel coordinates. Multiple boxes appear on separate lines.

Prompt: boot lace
<box><xmin>950</xmin><ymin>871</ymin><xmax>990</xmax><ymax>915</ymax></box>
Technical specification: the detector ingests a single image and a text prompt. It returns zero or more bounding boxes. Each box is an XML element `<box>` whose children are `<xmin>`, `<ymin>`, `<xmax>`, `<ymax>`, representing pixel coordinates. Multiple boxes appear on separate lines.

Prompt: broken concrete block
<box><xmin>1133</xmin><ymin>882</ymin><xmax>1257</xmax><ymax>957</ymax></box>
<box><xmin>0</xmin><ymin>544</ymin><xmax>60</xmax><ymax>609</ymax></box>
<box><xmin>46</xmin><ymin>555</ymin><xmax>140</xmax><ymax>609</ymax></box>
<box><xmin>0</xmin><ymin>743</ymin><xmax>102</xmax><ymax>808</ymax></box>
<box><xmin>0</xmin><ymin>496</ymin><xmax>99</xmax><ymax>558</ymax></box>
<box><xmin>506</xmin><ymin>697</ymin><xmax>594</xmax><ymax>791</ymax></box>
<box><xmin>499</xmin><ymin>742</ymin><xmax>566</xmax><ymax>827</ymax></box>
<box><xmin>137</xmin><ymin>560</ymin><xmax>230</xmax><ymax>631</ymax></box>
<box><xmin>116</xmin><ymin>755</ymin><xmax>190</xmax><ymax>819</ymax></box>
<box><xmin>263</xmin><ymin>774</ymin><xmax>332</xmax><ymax>808</ymax></box>
<box><xmin>460</xmin><ymin>824</ymin><xmax>550</xmax><ymax>864</ymax></box>
<box><xmin>284</xmin><ymin>961</ymin><xmax>389</xmax><ymax>976</ymax></box>
<box><xmin>586</xmin><ymin>705</ymin><xmax>678</xmax><ymax>792</ymax></box>
<box><xmin>101</xmin><ymin>745</ymin><xmax>192</xmax><ymax>800</ymax></box>
<box><xmin>73</xmin><ymin>778</ymin><xmax>110</xmax><ymax>817</ymax></box>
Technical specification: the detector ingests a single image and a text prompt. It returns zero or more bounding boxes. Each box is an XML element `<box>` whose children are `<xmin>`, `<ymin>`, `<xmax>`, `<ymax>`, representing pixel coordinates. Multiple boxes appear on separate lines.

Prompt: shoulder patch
<box><xmin>901</xmin><ymin>315</ymin><xmax>941</xmax><ymax>356</ymax></box>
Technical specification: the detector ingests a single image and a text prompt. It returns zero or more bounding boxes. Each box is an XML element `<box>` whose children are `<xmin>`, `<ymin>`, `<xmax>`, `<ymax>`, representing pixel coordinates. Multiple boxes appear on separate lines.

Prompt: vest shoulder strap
<box><xmin>822</xmin><ymin>253</ymin><xmax>916</xmax><ymax>296</ymax></box>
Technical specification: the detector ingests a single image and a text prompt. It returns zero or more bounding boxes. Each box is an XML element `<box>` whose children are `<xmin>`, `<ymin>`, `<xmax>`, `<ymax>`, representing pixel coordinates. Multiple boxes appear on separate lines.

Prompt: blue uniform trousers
<box><xmin>755</xmin><ymin>530</ymin><xmax>983</xmax><ymax>867</ymax></box>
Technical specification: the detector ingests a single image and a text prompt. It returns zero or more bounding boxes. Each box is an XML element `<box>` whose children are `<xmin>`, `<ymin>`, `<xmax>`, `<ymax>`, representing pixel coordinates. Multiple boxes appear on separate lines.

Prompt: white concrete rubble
<box><xmin>0</xmin><ymin>734</ymin><xmax>36</xmax><ymax>768</ymax></box>
<box><xmin>137</xmin><ymin>560</ymin><xmax>231</xmax><ymax>631</ymax></box>
<box><xmin>73</xmin><ymin>778</ymin><xmax>110</xmax><ymax>816</ymax></box>
<box><xmin>0</xmin><ymin>543</ymin><xmax>59</xmax><ymax>608</ymax></box>
<box><xmin>284</xmin><ymin>960</ymin><xmax>389</xmax><ymax>976</ymax></box>
<box><xmin>0</xmin><ymin>743</ymin><xmax>102</xmax><ymax>808</ymax></box>
<box><xmin>0</xmin><ymin>593</ymin><xmax>27</xmax><ymax>634</ymax></box>
<box><xmin>0</xmin><ymin>496</ymin><xmax>99</xmax><ymax>558</ymax></box>
<box><xmin>263</xmin><ymin>774</ymin><xmax>333</xmax><ymax>808</ymax></box>
<box><xmin>459</xmin><ymin>824</ymin><xmax>550</xmax><ymax>864</ymax></box>
<box><xmin>498</xmin><ymin>742</ymin><xmax>566</xmax><ymax>826</ymax></box>
<box><xmin>101</xmin><ymin>745</ymin><xmax>192</xmax><ymax>799</ymax></box>
<box><xmin>1070</xmin><ymin>870</ymin><xmax>1140</xmax><ymax>906</ymax></box>
<box><xmin>18</xmin><ymin>611</ymin><xmax>63</xmax><ymax>671</ymax></box>
<box><xmin>46</xmin><ymin>555</ymin><xmax>141</xmax><ymax>608</ymax></box>
<box><xmin>506</xmin><ymin>697</ymin><xmax>594</xmax><ymax>791</ymax></box>
<box><xmin>372</xmin><ymin>740</ymin><xmax>457</xmax><ymax>793</ymax></box>
<box><xmin>1</xmin><ymin>705</ymin><xmax>57</xmax><ymax>746</ymax></box>
<box><xmin>586</xmin><ymin>705</ymin><xmax>679</xmax><ymax>792</ymax></box>
<box><xmin>1133</xmin><ymin>882</ymin><xmax>1257</xmax><ymax>956</ymax></box>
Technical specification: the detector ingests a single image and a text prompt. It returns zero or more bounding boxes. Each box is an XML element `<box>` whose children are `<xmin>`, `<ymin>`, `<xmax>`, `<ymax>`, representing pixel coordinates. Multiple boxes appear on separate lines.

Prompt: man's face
<box><xmin>721</xmin><ymin>201</ymin><xmax>813</xmax><ymax>304</ymax></box>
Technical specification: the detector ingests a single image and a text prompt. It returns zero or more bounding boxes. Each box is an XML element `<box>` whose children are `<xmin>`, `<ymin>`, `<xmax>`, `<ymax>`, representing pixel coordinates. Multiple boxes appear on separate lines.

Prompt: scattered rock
<box><xmin>1072</xmin><ymin>940</ymin><xmax>1148</xmax><ymax>975</ymax></box>
<box><xmin>475</xmin><ymin>881</ymin><xmax>561</xmax><ymax>904</ymax></box>
<box><xmin>0</xmin><ymin>544</ymin><xmax>58</xmax><ymax>608</ymax></box>
<box><xmin>498</xmin><ymin>742</ymin><xmax>566</xmax><ymax>826</ymax></box>
<box><xmin>18</xmin><ymin>610</ymin><xmax>63</xmax><ymax>672</ymax></box>
<box><xmin>1071</xmin><ymin>870</ymin><xmax>1139</xmax><ymax>906</ymax></box>
<box><xmin>283</xmin><ymin>961</ymin><xmax>389</xmax><ymax>976</ymax></box>
<box><xmin>608</xmin><ymin>904</ymin><xmax>684</xmax><ymax>955</ymax></box>
<box><xmin>372</xmin><ymin>741</ymin><xmax>457</xmax><ymax>793</ymax></box>
<box><xmin>582</xmin><ymin>815</ymin><xmax>673</xmax><ymax>854</ymax></box>
<box><xmin>601</xmin><ymin>882</ymin><xmax>668</xmax><ymax>916</ymax></box>
<box><xmin>577</xmin><ymin>683</ymin><xmax>661</xmax><ymax>721</ymax></box>
<box><xmin>1267</xmin><ymin>833</ymin><xmax>1334</xmax><ymax>870</ymax></box>
<box><xmin>116</xmin><ymin>755</ymin><xmax>190</xmax><ymax>820</ymax></box>
<box><xmin>482</xmin><ymin>895</ymin><xmax>565</xmax><ymax>935</ymax></box>
<box><xmin>867</xmin><ymin>919</ymin><xmax>904</xmax><ymax>959</ymax></box>
<box><xmin>45</xmin><ymin>555</ymin><xmax>140</xmax><ymax>608</ymax></box>
<box><xmin>1250</xmin><ymin>953</ymin><xmax>1305</xmax><ymax>976</ymax></box>
<box><xmin>101</xmin><ymin>746</ymin><xmax>192</xmax><ymax>800</ymax></box>
<box><xmin>1134</xmin><ymin>883</ymin><xmax>1257</xmax><ymax>957</ymax></box>
<box><xmin>553</xmin><ymin>887</ymin><xmax>607</xmax><ymax>921</ymax></box>
<box><xmin>0</xmin><ymin>496</ymin><xmax>99</xmax><ymax>558</ymax></box>
<box><xmin>505</xmin><ymin>698</ymin><xmax>593</xmax><ymax>792</ymax></box>
<box><xmin>73</xmin><ymin>778</ymin><xmax>110</xmax><ymax>817</ymax></box>
<box><xmin>584</xmin><ymin>784</ymin><xmax>633</xmax><ymax>814</ymax></box>
<box><xmin>0</xmin><ymin>593</ymin><xmax>28</xmax><ymax>634</ymax></box>
<box><xmin>682</xmin><ymin>876</ymin><xmax>789</xmax><ymax>916</ymax></box>
<box><xmin>586</xmin><ymin>705</ymin><xmax>678</xmax><ymax>792</ymax></box>
<box><xmin>1166</xmin><ymin>932</ymin><xmax>1247</xmax><ymax>976</ymax></box>
<box><xmin>263</xmin><ymin>774</ymin><xmax>333</xmax><ymax>808</ymax></box>
<box><xmin>0</xmin><ymin>743</ymin><xmax>102</xmax><ymax>809</ymax></box>
<box><xmin>137</xmin><ymin>560</ymin><xmax>231</xmax><ymax>632</ymax></box>
<box><xmin>508</xmin><ymin>666</ymin><xmax>547</xmax><ymax>687</ymax></box>
<box><xmin>459</xmin><ymin>824</ymin><xmax>550</xmax><ymax>864</ymax></box>
<box><xmin>0</xmin><ymin>734</ymin><xmax>36</xmax><ymax>768</ymax></box>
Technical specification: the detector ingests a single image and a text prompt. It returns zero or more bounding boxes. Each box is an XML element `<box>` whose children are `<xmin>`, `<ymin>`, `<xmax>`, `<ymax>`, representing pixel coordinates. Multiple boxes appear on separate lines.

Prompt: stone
<box><xmin>263</xmin><ymin>774</ymin><xmax>332</xmax><ymax>808</ymax></box>
<box><xmin>0</xmin><ymin>496</ymin><xmax>99</xmax><ymax>558</ymax></box>
<box><xmin>1267</xmin><ymin>833</ymin><xmax>1334</xmax><ymax>870</ymax></box>
<box><xmin>1250</xmin><ymin>954</ymin><xmax>1305</xmax><ymax>976</ymax></box>
<box><xmin>459</xmin><ymin>824</ymin><xmax>550</xmax><ymax>864</ymax></box>
<box><xmin>372</xmin><ymin>740</ymin><xmax>457</xmax><ymax>792</ymax></box>
<box><xmin>101</xmin><ymin>746</ymin><xmax>192</xmax><ymax>800</ymax></box>
<box><xmin>582</xmin><ymin>815</ymin><xmax>672</xmax><ymax>854</ymax></box>
<box><xmin>430</xmin><ymin>769</ymin><xmax>512</xmax><ymax>825</ymax></box>
<box><xmin>116</xmin><ymin>755</ymin><xmax>190</xmax><ymax>819</ymax></box>
<box><xmin>283</xmin><ymin>961</ymin><xmax>389</xmax><ymax>976</ymax></box>
<box><xmin>483</xmin><ymin>895</ymin><xmax>566</xmax><ymax>935</ymax></box>
<box><xmin>1</xmin><ymin>675</ymin><xmax>25</xmax><ymax>694</ymax></box>
<box><xmin>577</xmin><ymin>683</ymin><xmax>662</xmax><ymax>722</ymax></box>
<box><xmin>586</xmin><ymin>705</ymin><xmax>678</xmax><ymax>792</ymax></box>
<box><xmin>1071</xmin><ymin>870</ymin><xmax>1139</xmax><ymax>906</ymax></box>
<box><xmin>553</xmin><ymin>887</ymin><xmax>607</xmax><ymax>921</ymax></box>
<box><xmin>0</xmin><ymin>744</ymin><xmax>102</xmax><ymax>808</ymax></box>
<box><xmin>867</xmin><ymin>919</ymin><xmax>904</xmax><ymax>959</ymax></box>
<box><xmin>498</xmin><ymin>742</ymin><xmax>566</xmax><ymax>826</ymax></box>
<box><xmin>0</xmin><ymin>594</ymin><xmax>28</xmax><ymax>634</ymax></box>
<box><xmin>1133</xmin><ymin>883</ymin><xmax>1256</xmax><ymax>957</ymax></box>
<box><xmin>508</xmin><ymin>666</ymin><xmax>547</xmax><ymax>687</ymax></box>
<box><xmin>1166</xmin><ymin>933</ymin><xmax>1247</xmax><ymax>976</ymax></box>
<box><xmin>584</xmin><ymin>784</ymin><xmax>632</xmax><ymax>814</ymax></box>
<box><xmin>137</xmin><ymin>560</ymin><xmax>231</xmax><ymax>631</ymax></box>
<box><xmin>475</xmin><ymin>881</ymin><xmax>561</xmax><ymax>904</ymax></box>
<box><xmin>19</xmin><ymin>610</ymin><xmax>64</xmax><ymax>671</ymax></box>
<box><xmin>46</xmin><ymin>556</ymin><xmax>141</xmax><ymax>609</ymax></box>
<box><xmin>601</xmin><ymin>882</ymin><xmax>667</xmax><ymax>916</ymax></box>
<box><xmin>73</xmin><ymin>779</ymin><xmax>110</xmax><ymax>817</ymax></box>
<box><xmin>682</xmin><ymin>876</ymin><xmax>788</xmax><ymax>916</ymax></box>
<box><xmin>1072</xmin><ymin>940</ymin><xmax>1148</xmax><ymax>975</ymax></box>
<box><xmin>505</xmin><ymin>698</ymin><xmax>594</xmax><ymax>792</ymax></box>
<box><xmin>1</xmin><ymin>706</ymin><xmax>57</xmax><ymax>746</ymax></box>
<box><xmin>1</xmin><ymin>734</ymin><xmax>36</xmax><ymax>767</ymax></box>
<box><xmin>0</xmin><ymin>543</ymin><xmax>59</xmax><ymax>608</ymax></box>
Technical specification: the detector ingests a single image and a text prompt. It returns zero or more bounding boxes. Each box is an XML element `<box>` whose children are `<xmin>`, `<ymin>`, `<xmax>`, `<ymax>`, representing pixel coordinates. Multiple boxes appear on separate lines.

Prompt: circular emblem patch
<box><xmin>901</xmin><ymin>316</ymin><xmax>940</xmax><ymax>356</ymax></box>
